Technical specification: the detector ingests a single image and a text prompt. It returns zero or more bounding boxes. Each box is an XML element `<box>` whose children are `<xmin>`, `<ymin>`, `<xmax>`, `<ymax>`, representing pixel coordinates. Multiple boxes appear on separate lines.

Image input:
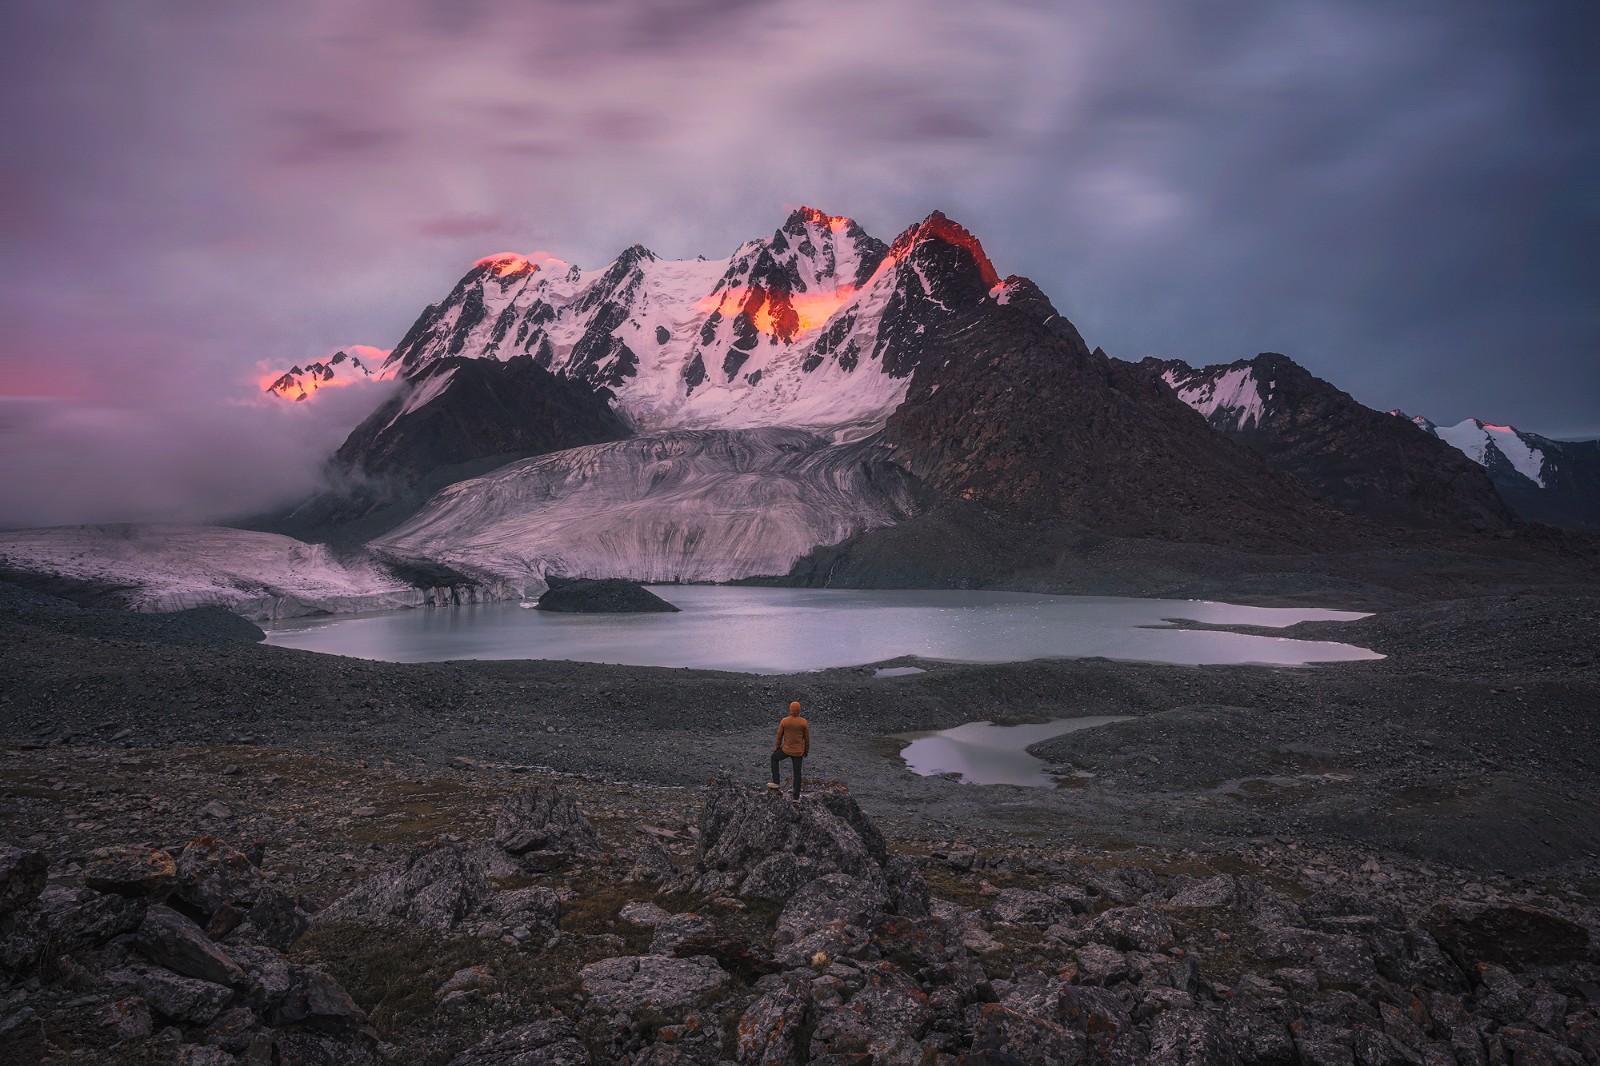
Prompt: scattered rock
<box><xmin>83</xmin><ymin>845</ymin><xmax>177</xmax><ymax>897</ymax></box>
<box><xmin>775</xmin><ymin>874</ymin><xmax>887</xmax><ymax>945</ymax></box>
<box><xmin>274</xmin><ymin>963</ymin><xmax>367</xmax><ymax>1033</ymax></box>
<box><xmin>35</xmin><ymin>883</ymin><xmax>147</xmax><ymax>952</ymax></box>
<box><xmin>438</xmin><ymin>964</ymin><xmax>497</xmax><ymax>999</ymax></box>
<box><xmin>619</xmin><ymin>901</ymin><xmax>673</xmax><ymax>928</ymax></box>
<box><xmin>242</xmin><ymin>886</ymin><xmax>311</xmax><ymax>950</ymax></box>
<box><xmin>448</xmin><ymin>1018</ymin><xmax>590</xmax><ymax>1065</ymax></box>
<box><xmin>988</xmin><ymin>886</ymin><xmax>1067</xmax><ymax>926</ymax></box>
<box><xmin>649</xmin><ymin>912</ymin><xmax>719</xmax><ymax>955</ymax></box>
<box><xmin>480</xmin><ymin>885</ymin><xmax>562</xmax><ymax>939</ymax></box>
<box><xmin>1166</xmin><ymin>873</ymin><xmax>1237</xmax><ymax>910</ymax></box>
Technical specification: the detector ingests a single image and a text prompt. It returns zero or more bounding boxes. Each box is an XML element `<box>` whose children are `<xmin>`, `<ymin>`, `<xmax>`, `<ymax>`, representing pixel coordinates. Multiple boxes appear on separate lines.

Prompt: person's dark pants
<box><xmin>771</xmin><ymin>750</ymin><xmax>803</xmax><ymax>798</ymax></box>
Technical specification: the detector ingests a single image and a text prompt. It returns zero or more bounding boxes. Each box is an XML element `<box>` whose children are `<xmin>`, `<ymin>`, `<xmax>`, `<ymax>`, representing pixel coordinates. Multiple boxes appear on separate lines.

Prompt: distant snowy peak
<box><xmin>1397</xmin><ymin>414</ymin><xmax>1549</xmax><ymax>488</ymax></box>
<box><xmin>313</xmin><ymin>208</ymin><xmax>1016</xmax><ymax>437</ymax></box>
<box><xmin>1145</xmin><ymin>354</ymin><xmax>1515</xmax><ymax>531</ymax></box>
<box><xmin>1388</xmin><ymin>410</ymin><xmax>1437</xmax><ymax>434</ymax></box>
<box><xmin>1153</xmin><ymin>356</ymin><xmax>1276</xmax><ymax>432</ymax></box>
<box><xmin>262</xmin><ymin>346</ymin><xmax>394</xmax><ymax>401</ymax></box>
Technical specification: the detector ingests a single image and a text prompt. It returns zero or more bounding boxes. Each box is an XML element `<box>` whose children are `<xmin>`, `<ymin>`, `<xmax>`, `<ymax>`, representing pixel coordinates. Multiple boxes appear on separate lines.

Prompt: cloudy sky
<box><xmin>1</xmin><ymin>0</ymin><xmax>1595</xmax><ymax>526</ymax></box>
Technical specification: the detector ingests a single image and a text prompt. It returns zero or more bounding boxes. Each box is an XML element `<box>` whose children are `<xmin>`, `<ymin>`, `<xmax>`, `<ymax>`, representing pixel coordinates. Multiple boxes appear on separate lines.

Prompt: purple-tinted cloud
<box><xmin>416</xmin><ymin>214</ymin><xmax>512</xmax><ymax>238</ymax></box>
<box><xmin>0</xmin><ymin>0</ymin><xmax>1595</xmax><ymax>524</ymax></box>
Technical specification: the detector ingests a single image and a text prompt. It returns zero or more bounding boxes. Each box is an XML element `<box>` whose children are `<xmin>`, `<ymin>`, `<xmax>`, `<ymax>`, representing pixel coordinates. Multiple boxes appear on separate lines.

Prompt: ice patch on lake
<box><xmin>900</xmin><ymin>717</ymin><xmax>1135</xmax><ymax>787</ymax></box>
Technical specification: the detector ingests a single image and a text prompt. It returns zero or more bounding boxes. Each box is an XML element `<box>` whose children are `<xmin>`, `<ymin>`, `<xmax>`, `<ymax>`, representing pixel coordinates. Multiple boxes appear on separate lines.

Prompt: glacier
<box><xmin>371</xmin><ymin>428</ymin><xmax>919</xmax><ymax>594</ymax></box>
<box><xmin>0</xmin><ymin>524</ymin><xmax>433</xmax><ymax>620</ymax></box>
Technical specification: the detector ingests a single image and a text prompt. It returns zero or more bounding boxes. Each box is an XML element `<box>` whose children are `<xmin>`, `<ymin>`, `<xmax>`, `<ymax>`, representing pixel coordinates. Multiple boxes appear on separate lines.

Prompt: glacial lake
<box><xmin>260</xmin><ymin>586</ymin><xmax>1380</xmax><ymax>674</ymax></box>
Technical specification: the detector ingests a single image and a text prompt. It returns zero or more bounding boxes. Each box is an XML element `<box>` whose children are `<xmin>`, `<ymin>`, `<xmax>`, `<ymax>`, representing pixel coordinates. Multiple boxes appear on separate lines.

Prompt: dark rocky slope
<box><xmin>261</xmin><ymin>355</ymin><xmax>630</xmax><ymax>545</ymax></box>
<box><xmin>883</xmin><ymin>297</ymin><xmax>1354</xmax><ymax>551</ymax></box>
<box><xmin>1147</xmin><ymin>354</ymin><xmax>1515</xmax><ymax>531</ymax></box>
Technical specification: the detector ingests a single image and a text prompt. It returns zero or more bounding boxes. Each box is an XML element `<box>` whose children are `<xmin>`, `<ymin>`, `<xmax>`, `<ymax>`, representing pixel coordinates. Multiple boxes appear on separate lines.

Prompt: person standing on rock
<box><xmin>769</xmin><ymin>701</ymin><xmax>809</xmax><ymax>800</ymax></box>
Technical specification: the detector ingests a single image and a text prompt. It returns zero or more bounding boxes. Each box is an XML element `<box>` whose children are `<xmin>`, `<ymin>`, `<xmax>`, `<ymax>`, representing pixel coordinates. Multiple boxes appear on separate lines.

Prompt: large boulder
<box><xmin>689</xmin><ymin>775</ymin><xmax>928</xmax><ymax>912</ymax></box>
<box><xmin>273</xmin><ymin>964</ymin><xmax>367</xmax><ymax>1033</ymax></box>
<box><xmin>134</xmin><ymin>906</ymin><xmax>247</xmax><ymax>988</ymax></box>
<box><xmin>175</xmin><ymin>836</ymin><xmax>264</xmax><ymax>917</ymax></box>
<box><xmin>967</xmin><ymin>1002</ymin><xmax>1087</xmax><ymax>1065</ymax></box>
<box><xmin>493</xmin><ymin>786</ymin><xmax>603</xmax><ymax>866</ymax></box>
<box><xmin>318</xmin><ymin>844</ymin><xmax>490</xmax><ymax>932</ymax></box>
<box><xmin>1428</xmin><ymin>899</ymin><xmax>1592</xmax><ymax>970</ymax></box>
<box><xmin>241</xmin><ymin>886</ymin><xmax>312</xmax><ymax>950</ymax></box>
<box><xmin>480</xmin><ymin>885</ymin><xmax>562</xmax><ymax>942</ymax></box>
<box><xmin>105</xmin><ymin>965</ymin><xmax>235</xmax><ymax>1024</ymax></box>
<box><xmin>579</xmin><ymin>954</ymin><xmax>732</xmax><ymax>1015</ymax></box>
<box><xmin>775</xmin><ymin>873</ymin><xmax>888</xmax><ymax>953</ymax></box>
<box><xmin>1082</xmin><ymin>907</ymin><xmax>1177</xmax><ymax>954</ymax></box>
<box><xmin>988</xmin><ymin>887</ymin><xmax>1070</xmax><ymax>927</ymax></box>
<box><xmin>736</xmin><ymin>977</ymin><xmax>811</xmax><ymax>1065</ymax></box>
<box><xmin>0</xmin><ymin>845</ymin><xmax>46</xmax><ymax>916</ymax></box>
<box><xmin>1145</xmin><ymin>1008</ymin><xmax>1241</xmax><ymax>1066</ymax></box>
<box><xmin>36</xmin><ymin>884</ymin><xmax>147</xmax><ymax>952</ymax></box>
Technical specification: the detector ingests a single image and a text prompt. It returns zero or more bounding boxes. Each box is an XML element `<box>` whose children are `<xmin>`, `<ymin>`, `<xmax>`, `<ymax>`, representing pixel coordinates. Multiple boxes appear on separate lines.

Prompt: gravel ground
<box><xmin>3</xmin><ymin>574</ymin><xmax>1598</xmax><ymax>878</ymax></box>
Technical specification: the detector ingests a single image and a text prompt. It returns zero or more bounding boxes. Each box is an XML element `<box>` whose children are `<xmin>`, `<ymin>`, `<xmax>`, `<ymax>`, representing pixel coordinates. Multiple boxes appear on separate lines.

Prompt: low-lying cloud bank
<box><xmin>0</xmin><ymin>383</ymin><xmax>395</xmax><ymax>529</ymax></box>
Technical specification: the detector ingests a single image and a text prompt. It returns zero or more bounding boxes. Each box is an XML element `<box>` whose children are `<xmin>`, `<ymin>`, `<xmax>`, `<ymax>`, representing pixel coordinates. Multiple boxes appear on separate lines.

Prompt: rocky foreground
<box><xmin>2</xmin><ymin>753</ymin><xmax>1598</xmax><ymax>1066</ymax></box>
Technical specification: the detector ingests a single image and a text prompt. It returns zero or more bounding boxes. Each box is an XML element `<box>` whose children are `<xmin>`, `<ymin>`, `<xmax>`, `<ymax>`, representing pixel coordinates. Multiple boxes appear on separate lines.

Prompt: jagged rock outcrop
<box><xmin>493</xmin><ymin>784</ymin><xmax>604</xmax><ymax>866</ymax></box>
<box><xmin>533</xmin><ymin>575</ymin><xmax>680</xmax><ymax>614</ymax></box>
<box><xmin>687</xmin><ymin>775</ymin><xmax>929</xmax><ymax>914</ymax></box>
<box><xmin>448</xmin><ymin>1018</ymin><xmax>591</xmax><ymax>1065</ymax></box>
<box><xmin>317</xmin><ymin>842</ymin><xmax>564</xmax><ymax>943</ymax></box>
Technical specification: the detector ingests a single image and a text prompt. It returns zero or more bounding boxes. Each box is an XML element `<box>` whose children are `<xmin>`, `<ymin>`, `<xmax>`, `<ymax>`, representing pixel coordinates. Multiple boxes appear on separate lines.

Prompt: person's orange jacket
<box><xmin>775</xmin><ymin>713</ymin><xmax>809</xmax><ymax>757</ymax></box>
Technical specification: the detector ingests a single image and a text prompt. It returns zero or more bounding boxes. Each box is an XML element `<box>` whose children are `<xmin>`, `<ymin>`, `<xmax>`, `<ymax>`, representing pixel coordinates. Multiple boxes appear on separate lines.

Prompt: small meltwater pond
<box><xmin>261</xmin><ymin>586</ymin><xmax>1381</xmax><ymax>674</ymax></box>
<box><xmin>899</xmin><ymin>717</ymin><xmax>1135</xmax><ymax>787</ymax></box>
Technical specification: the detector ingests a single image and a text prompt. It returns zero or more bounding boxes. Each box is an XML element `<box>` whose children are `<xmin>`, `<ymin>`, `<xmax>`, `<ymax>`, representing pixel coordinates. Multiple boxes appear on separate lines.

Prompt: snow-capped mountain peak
<box><xmin>1153</xmin><ymin>356</ymin><xmax>1274</xmax><ymax>432</ymax></box>
<box><xmin>1390</xmin><ymin>410</ymin><xmax>1600</xmax><ymax>526</ymax></box>
<box><xmin>1406</xmin><ymin>415</ymin><xmax>1549</xmax><ymax>488</ymax></box>
<box><xmin>261</xmin><ymin>346</ymin><xmax>394</xmax><ymax>401</ymax></box>
<box><xmin>266</xmin><ymin>208</ymin><xmax>1017</xmax><ymax>440</ymax></box>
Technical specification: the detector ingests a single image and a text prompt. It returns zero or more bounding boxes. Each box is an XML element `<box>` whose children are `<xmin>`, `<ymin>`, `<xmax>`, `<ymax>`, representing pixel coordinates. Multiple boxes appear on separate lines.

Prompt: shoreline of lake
<box><xmin>260</xmin><ymin>585</ymin><xmax>1380</xmax><ymax>672</ymax></box>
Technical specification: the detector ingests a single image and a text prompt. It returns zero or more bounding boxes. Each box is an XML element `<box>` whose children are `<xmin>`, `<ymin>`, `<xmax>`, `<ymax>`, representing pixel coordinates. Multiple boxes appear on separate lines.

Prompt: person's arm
<box><xmin>775</xmin><ymin>722</ymin><xmax>783</xmax><ymax>750</ymax></box>
<box><xmin>801</xmin><ymin>721</ymin><xmax>809</xmax><ymax>757</ymax></box>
